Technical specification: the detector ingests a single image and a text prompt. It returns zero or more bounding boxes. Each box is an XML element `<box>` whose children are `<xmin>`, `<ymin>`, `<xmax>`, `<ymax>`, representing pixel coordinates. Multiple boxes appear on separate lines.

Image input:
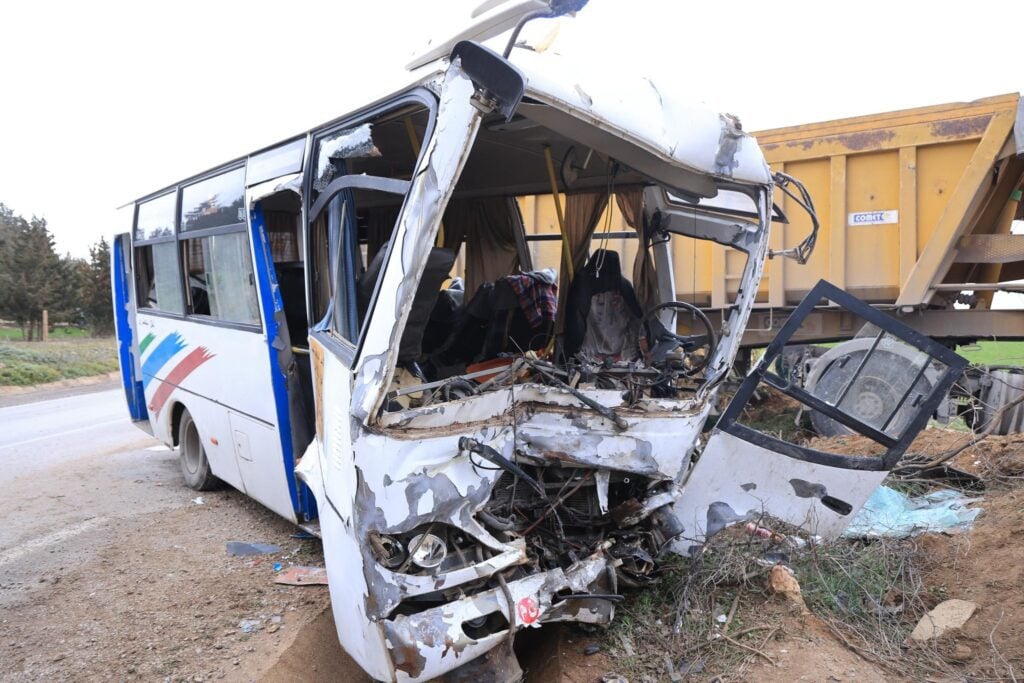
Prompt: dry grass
<box><xmin>603</xmin><ymin>518</ymin><xmax>963</xmax><ymax>681</ymax></box>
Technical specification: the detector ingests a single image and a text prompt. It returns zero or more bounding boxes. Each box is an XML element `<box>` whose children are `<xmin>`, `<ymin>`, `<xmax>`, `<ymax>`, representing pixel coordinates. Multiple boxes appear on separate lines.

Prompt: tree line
<box><xmin>0</xmin><ymin>202</ymin><xmax>113</xmax><ymax>340</ymax></box>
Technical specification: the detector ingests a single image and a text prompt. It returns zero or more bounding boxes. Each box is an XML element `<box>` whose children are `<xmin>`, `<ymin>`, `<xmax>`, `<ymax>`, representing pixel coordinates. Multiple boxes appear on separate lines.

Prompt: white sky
<box><xmin>0</xmin><ymin>0</ymin><xmax>1021</xmax><ymax>261</ymax></box>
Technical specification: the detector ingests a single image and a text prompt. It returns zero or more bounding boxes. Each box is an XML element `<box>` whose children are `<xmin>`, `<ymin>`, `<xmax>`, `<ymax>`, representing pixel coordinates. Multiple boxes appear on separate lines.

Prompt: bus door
<box><xmin>672</xmin><ymin>280</ymin><xmax>969</xmax><ymax>553</ymax></box>
<box><xmin>111</xmin><ymin>232</ymin><xmax>148</xmax><ymax>424</ymax></box>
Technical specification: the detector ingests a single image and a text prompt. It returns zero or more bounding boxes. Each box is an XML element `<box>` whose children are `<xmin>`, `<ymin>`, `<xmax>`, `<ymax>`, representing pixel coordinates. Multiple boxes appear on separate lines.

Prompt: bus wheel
<box><xmin>178</xmin><ymin>409</ymin><xmax>221</xmax><ymax>491</ymax></box>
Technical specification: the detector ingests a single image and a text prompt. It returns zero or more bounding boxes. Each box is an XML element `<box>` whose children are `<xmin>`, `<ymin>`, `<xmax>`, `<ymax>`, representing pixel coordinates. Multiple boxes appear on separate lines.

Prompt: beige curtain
<box><xmin>616</xmin><ymin>188</ymin><xmax>657</xmax><ymax>310</ymax></box>
<box><xmin>265</xmin><ymin>211</ymin><xmax>300</xmax><ymax>262</ymax></box>
<box><xmin>554</xmin><ymin>191</ymin><xmax>610</xmax><ymax>332</ymax></box>
<box><xmin>442</xmin><ymin>197</ymin><xmax>520</xmax><ymax>297</ymax></box>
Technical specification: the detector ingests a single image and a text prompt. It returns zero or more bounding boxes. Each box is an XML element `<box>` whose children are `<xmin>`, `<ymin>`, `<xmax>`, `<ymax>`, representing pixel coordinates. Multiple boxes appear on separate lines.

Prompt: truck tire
<box><xmin>178</xmin><ymin>409</ymin><xmax>221</xmax><ymax>491</ymax></box>
<box><xmin>804</xmin><ymin>339</ymin><xmax>934</xmax><ymax>439</ymax></box>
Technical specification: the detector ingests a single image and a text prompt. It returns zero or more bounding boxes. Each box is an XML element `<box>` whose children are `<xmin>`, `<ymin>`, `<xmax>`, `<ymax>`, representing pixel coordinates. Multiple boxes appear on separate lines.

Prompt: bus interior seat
<box><xmin>358</xmin><ymin>242</ymin><xmax>456</xmax><ymax>364</ymax></box>
<box><xmin>274</xmin><ymin>261</ymin><xmax>309</xmax><ymax>349</ymax></box>
<box><xmin>564</xmin><ymin>249</ymin><xmax>643</xmax><ymax>361</ymax></box>
<box><xmin>425</xmin><ymin>271</ymin><xmax>555</xmax><ymax>376</ymax></box>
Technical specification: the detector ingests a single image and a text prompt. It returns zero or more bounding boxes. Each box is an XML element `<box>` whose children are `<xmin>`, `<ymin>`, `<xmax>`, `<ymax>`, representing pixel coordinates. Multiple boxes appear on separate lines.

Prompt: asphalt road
<box><xmin>0</xmin><ymin>387</ymin><xmax>144</xmax><ymax>479</ymax></box>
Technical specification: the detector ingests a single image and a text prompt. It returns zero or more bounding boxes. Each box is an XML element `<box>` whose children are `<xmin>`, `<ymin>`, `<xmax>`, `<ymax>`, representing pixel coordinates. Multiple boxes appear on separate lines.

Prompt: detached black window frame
<box><xmin>303</xmin><ymin>90</ymin><xmax>437</xmax><ymax>367</ymax></box>
<box><xmin>717</xmin><ymin>279</ymin><xmax>969</xmax><ymax>471</ymax></box>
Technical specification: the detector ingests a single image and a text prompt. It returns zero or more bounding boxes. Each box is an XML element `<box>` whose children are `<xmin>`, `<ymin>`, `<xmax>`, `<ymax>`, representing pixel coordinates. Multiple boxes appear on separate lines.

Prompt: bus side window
<box><xmin>177</xmin><ymin>168</ymin><xmax>261</xmax><ymax>327</ymax></box>
<box><xmin>180</xmin><ymin>232</ymin><xmax>260</xmax><ymax>325</ymax></box>
<box><xmin>308</xmin><ymin>102</ymin><xmax>432</xmax><ymax>348</ymax></box>
<box><xmin>134</xmin><ymin>192</ymin><xmax>185</xmax><ymax>315</ymax></box>
<box><xmin>135</xmin><ymin>242</ymin><xmax>185</xmax><ymax>315</ymax></box>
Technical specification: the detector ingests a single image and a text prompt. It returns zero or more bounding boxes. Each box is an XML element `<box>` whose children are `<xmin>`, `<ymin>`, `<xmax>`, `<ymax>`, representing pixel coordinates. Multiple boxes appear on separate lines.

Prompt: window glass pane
<box><xmin>808</xmin><ymin>333</ymin><xmax>944</xmax><ymax>438</ymax></box>
<box><xmin>183</xmin><ymin>232</ymin><xmax>260</xmax><ymax>325</ymax></box>
<box><xmin>248</xmin><ymin>138</ymin><xmax>305</xmax><ymax>186</ymax></box>
<box><xmin>135</xmin><ymin>242</ymin><xmax>184</xmax><ymax>314</ymax></box>
<box><xmin>181</xmin><ymin>167</ymin><xmax>246</xmax><ymax>231</ymax></box>
<box><xmin>135</xmin><ymin>193</ymin><xmax>176</xmax><ymax>240</ymax></box>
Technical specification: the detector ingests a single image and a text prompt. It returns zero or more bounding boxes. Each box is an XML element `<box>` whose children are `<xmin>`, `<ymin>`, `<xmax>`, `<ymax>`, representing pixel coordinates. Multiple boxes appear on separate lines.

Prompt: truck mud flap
<box><xmin>672</xmin><ymin>280</ymin><xmax>968</xmax><ymax>553</ymax></box>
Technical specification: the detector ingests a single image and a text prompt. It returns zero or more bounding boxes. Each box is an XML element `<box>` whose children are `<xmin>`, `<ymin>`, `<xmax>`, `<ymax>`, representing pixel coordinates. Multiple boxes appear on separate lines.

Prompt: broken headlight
<box><xmin>408</xmin><ymin>533</ymin><xmax>447</xmax><ymax>569</ymax></box>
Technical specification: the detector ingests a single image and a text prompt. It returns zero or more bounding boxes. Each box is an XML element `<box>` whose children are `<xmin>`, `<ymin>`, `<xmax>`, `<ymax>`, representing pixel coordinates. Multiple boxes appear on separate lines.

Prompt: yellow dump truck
<box><xmin>520</xmin><ymin>94</ymin><xmax>1022</xmax><ymax>344</ymax></box>
<box><xmin>751</xmin><ymin>93</ymin><xmax>1023</xmax><ymax>346</ymax></box>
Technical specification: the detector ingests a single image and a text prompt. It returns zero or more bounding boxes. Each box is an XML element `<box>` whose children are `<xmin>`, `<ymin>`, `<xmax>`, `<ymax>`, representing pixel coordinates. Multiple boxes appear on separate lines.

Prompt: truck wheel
<box><xmin>178</xmin><ymin>409</ymin><xmax>221</xmax><ymax>491</ymax></box>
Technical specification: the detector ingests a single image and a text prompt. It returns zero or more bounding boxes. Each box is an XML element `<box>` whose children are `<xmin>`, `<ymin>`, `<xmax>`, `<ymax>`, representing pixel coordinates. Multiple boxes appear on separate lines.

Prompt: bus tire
<box><xmin>178</xmin><ymin>409</ymin><xmax>221</xmax><ymax>491</ymax></box>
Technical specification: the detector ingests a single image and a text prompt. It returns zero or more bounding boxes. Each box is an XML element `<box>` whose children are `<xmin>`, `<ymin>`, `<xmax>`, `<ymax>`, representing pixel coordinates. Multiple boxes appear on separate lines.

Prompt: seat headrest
<box><xmin>581</xmin><ymin>249</ymin><xmax>623</xmax><ymax>292</ymax></box>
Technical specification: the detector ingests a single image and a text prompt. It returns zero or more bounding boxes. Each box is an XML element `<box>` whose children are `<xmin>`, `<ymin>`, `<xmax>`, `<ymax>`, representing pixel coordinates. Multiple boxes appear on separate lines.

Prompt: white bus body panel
<box><xmin>137</xmin><ymin>312</ymin><xmax>297</xmax><ymax>522</ymax></box>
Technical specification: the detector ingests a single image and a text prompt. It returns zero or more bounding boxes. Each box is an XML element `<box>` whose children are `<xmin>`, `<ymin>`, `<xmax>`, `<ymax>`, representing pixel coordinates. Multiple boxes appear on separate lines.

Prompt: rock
<box><xmin>909</xmin><ymin>599</ymin><xmax>977</xmax><ymax>642</ymax></box>
<box><xmin>583</xmin><ymin>643</ymin><xmax>600</xmax><ymax>655</ymax></box>
<box><xmin>768</xmin><ymin>564</ymin><xmax>806</xmax><ymax>609</ymax></box>
<box><xmin>267</xmin><ymin>624</ymin><xmax>280</xmax><ymax>634</ymax></box>
<box><xmin>948</xmin><ymin>643</ymin><xmax>973</xmax><ymax>662</ymax></box>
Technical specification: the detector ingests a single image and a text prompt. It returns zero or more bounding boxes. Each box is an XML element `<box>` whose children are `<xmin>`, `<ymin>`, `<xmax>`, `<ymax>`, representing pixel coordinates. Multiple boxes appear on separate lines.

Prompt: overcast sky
<box><xmin>0</xmin><ymin>0</ymin><xmax>1020</xmax><ymax>260</ymax></box>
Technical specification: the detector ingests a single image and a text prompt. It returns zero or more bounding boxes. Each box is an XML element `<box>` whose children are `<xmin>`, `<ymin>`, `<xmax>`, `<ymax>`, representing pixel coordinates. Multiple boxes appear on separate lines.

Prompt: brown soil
<box><xmin>912</xmin><ymin>487</ymin><xmax>1024</xmax><ymax>679</ymax></box>
<box><xmin>0</xmin><ymin>444</ymin><xmax>331</xmax><ymax>683</ymax></box>
<box><xmin>807</xmin><ymin>425</ymin><xmax>1024</xmax><ymax>476</ymax></box>
<box><xmin>745</xmin><ymin>610</ymin><xmax>896</xmax><ymax>682</ymax></box>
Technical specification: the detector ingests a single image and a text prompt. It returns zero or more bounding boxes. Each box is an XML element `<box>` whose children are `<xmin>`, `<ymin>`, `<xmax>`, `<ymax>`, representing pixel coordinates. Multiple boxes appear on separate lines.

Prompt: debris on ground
<box><xmin>844</xmin><ymin>485</ymin><xmax>982</xmax><ymax>538</ymax></box>
<box><xmin>239</xmin><ymin>618</ymin><xmax>262</xmax><ymax>633</ymax></box>
<box><xmin>909</xmin><ymin>599</ymin><xmax>978</xmax><ymax>642</ymax></box>
<box><xmin>225</xmin><ymin>541</ymin><xmax>282</xmax><ymax>556</ymax></box>
<box><xmin>274</xmin><ymin>566</ymin><xmax>329</xmax><ymax>585</ymax></box>
<box><xmin>767</xmin><ymin>564</ymin><xmax>805</xmax><ymax>609</ymax></box>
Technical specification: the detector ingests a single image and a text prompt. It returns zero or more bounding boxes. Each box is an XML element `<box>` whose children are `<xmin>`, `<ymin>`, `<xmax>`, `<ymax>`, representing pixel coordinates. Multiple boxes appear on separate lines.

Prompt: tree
<box><xmin>81</xmin><ymin>238</ymin><xmax>113</xmax><ymax>335</ymax></box>
<box><xmin>0</xmin><ymin>206</ymin><xmax>65</xmax><ymax>340</ymax></box>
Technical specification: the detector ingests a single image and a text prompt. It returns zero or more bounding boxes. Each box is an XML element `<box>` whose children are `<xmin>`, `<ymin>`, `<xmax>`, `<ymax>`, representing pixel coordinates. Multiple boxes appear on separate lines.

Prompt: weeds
<box><xmin>604</xmin><ymin>521</ymin><xmax>959</xmax><ymax>681</ymax></box>
<box><xmin>0</xmin><ymin>339</ymin><xmax>117</xmax><ymax>386</ymax></box>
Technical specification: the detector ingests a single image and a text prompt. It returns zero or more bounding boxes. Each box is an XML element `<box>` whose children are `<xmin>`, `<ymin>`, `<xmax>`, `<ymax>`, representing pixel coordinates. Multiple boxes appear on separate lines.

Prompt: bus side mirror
<box><xmin>450</xmin><ymin>41</ymin><xmax>525</xmax><ymax>123</ymax></box>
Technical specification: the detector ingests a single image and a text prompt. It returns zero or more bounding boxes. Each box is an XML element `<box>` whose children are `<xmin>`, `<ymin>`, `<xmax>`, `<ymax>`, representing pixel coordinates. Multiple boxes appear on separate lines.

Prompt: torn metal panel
<box><xmin>670</xmin><ymin>429</ymin><xmax>890</xmax><ymax>554</ymax></box>
<box><xmin>377</xmin><ymin>382</ymin><xmax>701</xmax><ymax>431</ymax></box>
<box><xmin>513</xmin><ymin>50</ymin><xmax>772</xmax><ymax>188</ymax></box>
<box><xmin>350</xmin><ymin>61</ymin><xmax>482</xmax><ymax>425</ymax></box>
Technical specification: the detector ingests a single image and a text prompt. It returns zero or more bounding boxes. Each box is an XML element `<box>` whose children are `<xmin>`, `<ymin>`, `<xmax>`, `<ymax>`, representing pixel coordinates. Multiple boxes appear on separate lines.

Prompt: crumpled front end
<box><xmin>331</xmin><ymin>387</ymin><xmax>707</xmax><ymax>681</ymax></box>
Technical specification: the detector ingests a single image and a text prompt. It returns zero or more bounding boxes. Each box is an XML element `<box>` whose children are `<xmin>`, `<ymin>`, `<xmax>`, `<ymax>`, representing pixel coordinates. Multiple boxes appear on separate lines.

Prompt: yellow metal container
<box><xmin>756</xmin><ymin>93</ymin><xmax>1023</xmax><ymax>311</ymax></box>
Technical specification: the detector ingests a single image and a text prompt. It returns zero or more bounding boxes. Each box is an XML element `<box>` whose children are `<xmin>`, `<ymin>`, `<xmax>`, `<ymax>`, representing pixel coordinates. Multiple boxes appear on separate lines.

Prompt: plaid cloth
<box><xmin>504</xmin><ymin>272</ymin><xmax>558</xmax><ymax>329</ymax></box>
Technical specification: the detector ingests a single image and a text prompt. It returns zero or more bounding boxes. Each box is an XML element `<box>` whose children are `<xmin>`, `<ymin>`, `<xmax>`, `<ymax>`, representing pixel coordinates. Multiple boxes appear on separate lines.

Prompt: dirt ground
<box><xmin>0</xmin><ymin>442</ymin><xmax>335</xmax><ymax>682</ymax></box>
<box><xmin>4</xmin><ymin>377</ymin><xmax>1023</xmax><ymax>682</ymax></box>
<box><xmin>913</xmin><ymin>488</ymin><xmax>1024</xmax><ymax>680</ymax></box>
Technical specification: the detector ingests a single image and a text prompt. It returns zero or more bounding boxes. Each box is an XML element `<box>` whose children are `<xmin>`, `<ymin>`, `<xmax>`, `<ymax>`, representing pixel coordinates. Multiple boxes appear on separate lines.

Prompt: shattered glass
<box><xmin>314</xmin><ymin>123</ymin><xmax>381</xmax><ymax>192</ymax></box>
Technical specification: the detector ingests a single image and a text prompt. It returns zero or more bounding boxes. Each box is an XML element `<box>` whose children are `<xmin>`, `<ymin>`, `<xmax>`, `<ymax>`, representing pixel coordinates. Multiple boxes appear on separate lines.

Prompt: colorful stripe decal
<box><xmin>141</xmin><ymin>333</ymin><xmax>187</xmax><ymax>389</ymax></box>
<box><xmin>139</xmin><ymin>332</ymin><xmax>156</xmax><ymax>355</ymax></box>
<box><xmin>148</xmin><ymin>346</ymin><xmax>215</xmax><ymax>418</ymax></box>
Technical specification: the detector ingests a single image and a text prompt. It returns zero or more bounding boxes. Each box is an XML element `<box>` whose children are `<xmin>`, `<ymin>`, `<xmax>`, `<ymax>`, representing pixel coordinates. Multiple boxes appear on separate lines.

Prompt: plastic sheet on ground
<box><xmin>843</xmin><ymin>485</ymin><xmax>982</xmax><ymax>538</ymax></box>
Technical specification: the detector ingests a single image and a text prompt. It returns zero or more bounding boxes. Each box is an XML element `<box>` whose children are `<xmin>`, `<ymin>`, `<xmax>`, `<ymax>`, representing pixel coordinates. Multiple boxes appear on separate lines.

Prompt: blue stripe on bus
<box><xmin>112</xmin><ymin>236</ymin><xmax>148</xmax><ymax>421</ymax></box>
<box><xmin>141</xmin><ymin>333</ymin><xmax>187</xmax><ymax>389</ymax></box>
<box><xmin>249</xmin><ymin>204</ymin><xmax>306</xmax><ymax>518</ymax></box>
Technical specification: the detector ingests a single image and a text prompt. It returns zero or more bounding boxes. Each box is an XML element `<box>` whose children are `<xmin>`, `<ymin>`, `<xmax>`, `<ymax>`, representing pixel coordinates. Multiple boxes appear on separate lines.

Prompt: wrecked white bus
<box><xmin>111</xmin><ymin>2</ymin><xmax>968</xmax><ymax>679</ymax></box>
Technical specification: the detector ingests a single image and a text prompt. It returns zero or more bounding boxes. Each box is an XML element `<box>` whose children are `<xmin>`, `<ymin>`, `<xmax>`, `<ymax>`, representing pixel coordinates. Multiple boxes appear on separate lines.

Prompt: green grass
<box><xmin>0</xmin><ymin>338</ymin><xmax>118</xmax><ymax>386</ymax></box>
<box><xmin>955</xmin><ymin>340</ymin><xmax>1024</xmax><ymax>366</ymax></box>
<box><xmin>0</xmin><ymin>325</ymin><xmax>91</xmax><ymax>340</ymax></box>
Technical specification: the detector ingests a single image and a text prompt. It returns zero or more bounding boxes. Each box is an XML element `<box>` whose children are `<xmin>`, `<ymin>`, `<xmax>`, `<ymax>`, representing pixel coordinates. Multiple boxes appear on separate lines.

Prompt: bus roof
<box><xmin>128</xmin><ymin>15</ymin><xmax>770</xmax><ymax>205</ymax></box>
